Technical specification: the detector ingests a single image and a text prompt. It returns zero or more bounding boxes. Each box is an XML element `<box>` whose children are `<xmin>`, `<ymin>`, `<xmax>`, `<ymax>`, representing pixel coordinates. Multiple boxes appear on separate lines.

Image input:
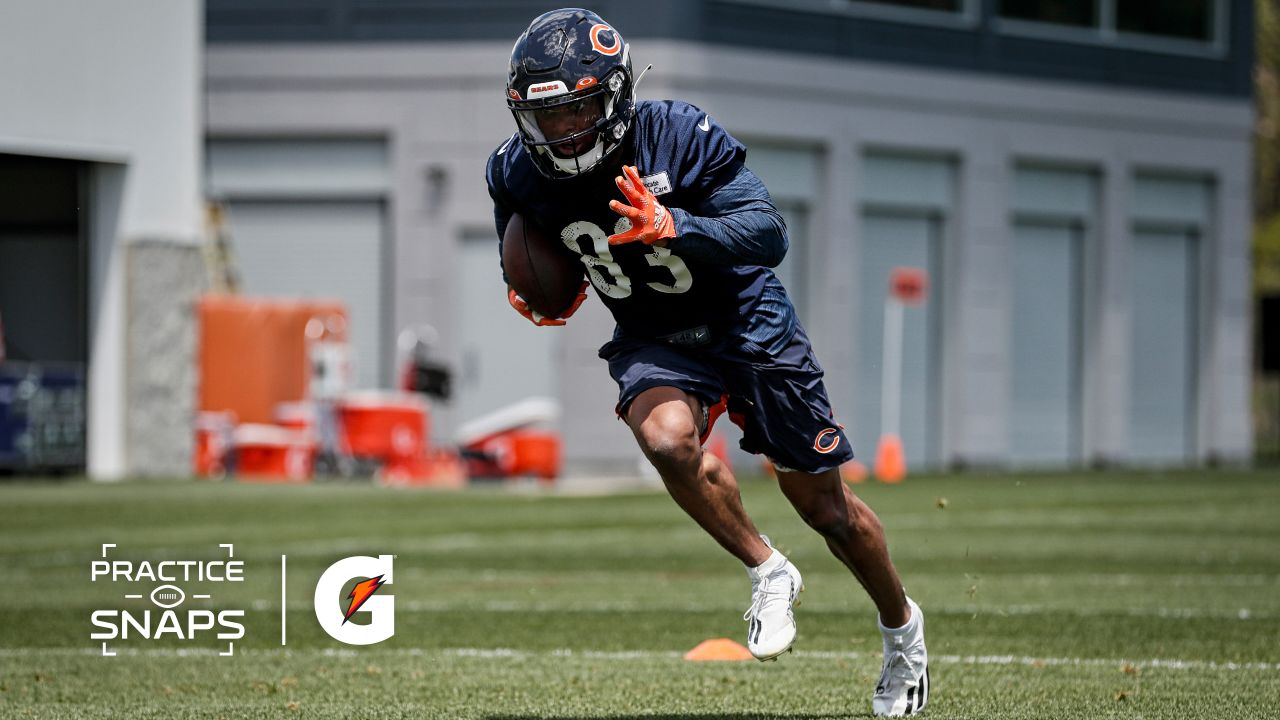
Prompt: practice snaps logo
<box><xmin>313</xmin><ymin>555</ymin><xmax>395</xmax><ymax>645</ymax></box>
<box><xmin>90</xmin><ymin>543</ymin><xmax>246</xmax><ymax>656</ymax></box>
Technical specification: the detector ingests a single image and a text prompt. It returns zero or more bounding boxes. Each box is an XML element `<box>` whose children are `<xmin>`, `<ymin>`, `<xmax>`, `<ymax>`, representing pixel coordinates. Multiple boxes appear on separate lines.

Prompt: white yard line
<box><xmin>236</xmin><ymin>598</ymin><xmax>1275</xmax><ymax>620</ymax></box>
<box><xmin>1</xmin><ymin>646</ymin><xmax>1275</xmax><ymax>672</ymax></box>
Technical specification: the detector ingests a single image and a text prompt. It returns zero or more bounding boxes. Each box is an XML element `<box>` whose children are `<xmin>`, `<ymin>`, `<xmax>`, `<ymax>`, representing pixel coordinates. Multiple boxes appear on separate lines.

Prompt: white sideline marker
<box><xmin>281</xmin><ymin>555</ymin><xmax>288</xmax><ymax>646</ymax></box>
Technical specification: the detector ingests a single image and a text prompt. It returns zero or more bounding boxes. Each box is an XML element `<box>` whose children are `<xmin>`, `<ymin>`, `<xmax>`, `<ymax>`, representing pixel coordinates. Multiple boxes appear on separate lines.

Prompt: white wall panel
<box><xmin>1130</xmin><ymin>228</ymin><xmax>1198</xmax><ymax>463</ymax></box>
<box><xmin>1010</xmin><ymin>222</ymin><xmax>1081</xmax><ymax>466</ymax></box>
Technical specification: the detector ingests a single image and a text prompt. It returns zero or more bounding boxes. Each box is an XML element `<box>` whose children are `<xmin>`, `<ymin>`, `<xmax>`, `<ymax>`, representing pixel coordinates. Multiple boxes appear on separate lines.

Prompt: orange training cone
<box><xmin>841</xmin><ymin>459</ymin><xmax>868</xmax><ymax>484</ymax></box>
<box><xmin>684</xmin><ymin>638</ymin><xmax>754</xmax><ymax>661</ymax></box>
<box><xmin>874</xmin><ymin>433</ymin><xmax>906</xmax><ymax>483</ymax></box>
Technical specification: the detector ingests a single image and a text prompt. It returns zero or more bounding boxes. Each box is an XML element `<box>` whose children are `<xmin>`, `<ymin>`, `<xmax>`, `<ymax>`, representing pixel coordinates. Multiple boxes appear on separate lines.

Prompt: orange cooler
<box><xmin>233</xmin><ymin>424</ymin><xmax>315</xmax><ymax>482</ymax></box>
<box><xmin>508</xmin><ymin>431</ymin><xmax>560</xmax><ymax>481</ymax></box>
<box><xmin>194</xmin><ymin>411</ymin><xmax>236</xmax><ymax>478</ymax></box>
<box><xmin>338</xmin><ymin>391</ymin><xmax>428</xmax><ymax>460</ymax></box>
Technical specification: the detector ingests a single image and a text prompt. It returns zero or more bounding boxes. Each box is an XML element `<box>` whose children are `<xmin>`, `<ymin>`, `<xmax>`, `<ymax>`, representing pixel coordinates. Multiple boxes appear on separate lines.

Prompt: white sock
<box><xmin>879</xmin><ymin>597</ymin><xmax>921</xmax><ymax>639</ymax></box>
<box><xmin>746</xmin><ymin>549</ymin><xmax>785</xmax><ymax>580</ymax></box>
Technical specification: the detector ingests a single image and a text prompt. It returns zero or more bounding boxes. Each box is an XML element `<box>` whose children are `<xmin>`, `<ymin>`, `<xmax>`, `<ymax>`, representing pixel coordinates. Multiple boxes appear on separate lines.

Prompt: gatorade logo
<box><xmin>314</xmin><ymin>555</ymin><xmax>395</xmax><ymax>646</ymax></box>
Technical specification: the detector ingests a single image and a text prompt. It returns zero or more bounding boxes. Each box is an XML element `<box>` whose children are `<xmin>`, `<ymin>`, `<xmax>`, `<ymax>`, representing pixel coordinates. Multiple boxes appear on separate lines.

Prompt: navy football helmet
<box><xmin>506</xmin><ymin>8</ymin><xmax>635</xmax><ymax>178</ymax></box>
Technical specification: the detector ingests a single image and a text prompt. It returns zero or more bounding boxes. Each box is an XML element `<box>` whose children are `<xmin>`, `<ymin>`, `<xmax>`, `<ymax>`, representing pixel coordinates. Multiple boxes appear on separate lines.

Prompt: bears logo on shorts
<box><xmin>813</xmin><ymin>428</ymin><xmax>841</xmax><ymax>454</ymax></box>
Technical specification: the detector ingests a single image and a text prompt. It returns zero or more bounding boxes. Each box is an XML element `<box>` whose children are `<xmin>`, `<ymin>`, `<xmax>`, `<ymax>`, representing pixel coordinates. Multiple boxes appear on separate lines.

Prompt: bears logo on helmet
<box><xmin>589</xmin><ymin>24</ymin><xmax>622</xmax><ymax>56</ymax></box>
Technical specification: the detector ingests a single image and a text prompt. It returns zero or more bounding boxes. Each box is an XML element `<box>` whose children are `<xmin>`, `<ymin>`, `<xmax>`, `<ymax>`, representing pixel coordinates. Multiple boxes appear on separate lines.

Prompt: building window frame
<box><xmin>718</xmin><ymin>0</ymin><xmax>980</xmax><ymax>30</ymax></box>
<box><xmin>994</xmin><ymin>0</ymin><xmax>1229</xmax><ymax>58</ymax></box>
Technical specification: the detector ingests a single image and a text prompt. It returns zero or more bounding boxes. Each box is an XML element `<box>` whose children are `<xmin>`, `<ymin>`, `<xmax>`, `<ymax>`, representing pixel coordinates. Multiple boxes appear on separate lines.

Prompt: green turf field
<box><xmin>1</xmin><ymin>469</ymin><xmax>1278</xmax><ymax>719</ymax></box>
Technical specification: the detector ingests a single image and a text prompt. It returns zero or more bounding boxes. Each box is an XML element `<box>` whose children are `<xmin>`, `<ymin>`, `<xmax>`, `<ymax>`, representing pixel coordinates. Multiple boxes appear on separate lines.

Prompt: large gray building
<box><xmin>204</xmin><ymin>0</ymin><xmax>1254</xmax><ymax>475</ymax></box>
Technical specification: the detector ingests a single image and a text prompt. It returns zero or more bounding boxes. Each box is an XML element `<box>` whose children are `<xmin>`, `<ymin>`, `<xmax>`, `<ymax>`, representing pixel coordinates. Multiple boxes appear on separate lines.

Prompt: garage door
<box><xmin>1008</xmin><ymin>166</ymin><xmax>1095</xmax><ymax>467</ymax></box>
<box><xmin>855</xmin><ymin>213</ymin><xmax>938</xmax><ymax>468</ymax></box>
<box><xmin>207</xmin><ymin>139</ymin><xmax>390</xmax><ymax>390</ymax></box>
<box><xmin>1130</xmin><ymin>228</ymin><xmax>1198</xmax><ymax>463</ymax></box>
<box><xmin>225</xmin><ymin>200</ymin><xmax>386</xmax><ymax>390</ymax></box>
<box><xmin>1009</xmin><ymin>221</ymin><xmax>1082</xmax><ymax>466</ymax></box>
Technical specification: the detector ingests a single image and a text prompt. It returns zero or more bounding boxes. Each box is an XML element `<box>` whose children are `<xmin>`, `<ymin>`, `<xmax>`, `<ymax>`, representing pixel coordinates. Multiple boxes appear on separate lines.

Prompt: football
<box><xmin>502</xmin><ymin>213</ymin><xmax>586</xmax><ymax>319</ymax></box>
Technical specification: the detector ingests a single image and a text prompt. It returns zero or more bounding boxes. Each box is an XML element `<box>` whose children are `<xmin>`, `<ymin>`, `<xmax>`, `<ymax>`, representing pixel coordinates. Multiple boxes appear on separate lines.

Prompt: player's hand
<box><xmin>607</xmin><ymin>165</ymin><xmax>677</xmax><ymax>246</ymax></box>
<box><xmin>508</xmin><ymin>287</ymin><xmax>563</xmax><ymax>326</ymax></box>
<box><xmin>507</xmin><ymin>281</ymin><xmax>589</xmax><ymax>327</ymax></box>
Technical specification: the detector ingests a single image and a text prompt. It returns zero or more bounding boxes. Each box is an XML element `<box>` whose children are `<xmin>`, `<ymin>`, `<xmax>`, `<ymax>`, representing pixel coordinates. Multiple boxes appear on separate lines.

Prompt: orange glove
<box><xmin>607</xmin><ymin>165</ymin><xmax>678</xmax><ymax>246</ymax></box>
<box><xmin>507</xmin><ymin>281</ymin><xmax>589</xmax><ymax>327</ymax></box>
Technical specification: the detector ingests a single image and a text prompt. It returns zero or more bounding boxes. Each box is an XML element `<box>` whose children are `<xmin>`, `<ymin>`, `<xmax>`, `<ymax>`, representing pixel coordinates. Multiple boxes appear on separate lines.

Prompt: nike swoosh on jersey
<box><xmin>498</xmin><ymin>135</ymin><xmax>514</xmax><ymax>155</ymax></box>
<box><xmin>698</xmin><ymin>115</ymin><xmax>711</xmax><ymax>132</ymax></box>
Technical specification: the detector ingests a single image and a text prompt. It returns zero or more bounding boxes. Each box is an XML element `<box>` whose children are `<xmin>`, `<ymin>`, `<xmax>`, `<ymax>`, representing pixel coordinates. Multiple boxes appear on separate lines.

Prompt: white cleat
<box><xmin>743</xmin><ymin>536</ymin><xmax>804</xmax><ymax>661</ymax></box>
<box><xmin>873</xmin><ymin>597</ymin><xmax>930</xmax><ymax>716</ymax></box>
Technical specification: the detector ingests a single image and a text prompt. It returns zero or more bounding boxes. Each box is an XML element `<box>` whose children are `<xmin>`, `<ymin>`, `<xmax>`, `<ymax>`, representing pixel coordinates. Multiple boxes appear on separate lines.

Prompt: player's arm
<box><xmin>493</xmin><ymin>203</ymin><xmax>514</xmax><ymax>249</ymax></box>
<box><xmin>667</xmin><ymin>163</ymin><xmax>788</xmax><ymax>268</ymax></box>
<box><xmin>485</xmin><ymin>151</ymin><xmax>516</xmax><ymax>280</ymax></box>
<box><xmin>494</xmin><ymin>198</ymin><xmax>586</xmax><ymax>326</ymax></box>
<box><xmin>607</xmin><ymin>163</ymin><xmax>788</xmax><ymax>268</ymax></box>
<box><xmin>486</xmin><ymin>154</ymin><xmax>588</xmax><ymax>327</ymax></box>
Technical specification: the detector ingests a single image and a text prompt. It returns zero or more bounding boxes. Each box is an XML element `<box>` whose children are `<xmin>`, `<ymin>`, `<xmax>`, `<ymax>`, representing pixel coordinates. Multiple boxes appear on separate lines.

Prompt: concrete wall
<box><xmin>0</xmin><ymin>0</ymin><xmax>204</xmax><ymax>479</ymax></box>
<box><xmin>126</xmin><ymin>240</ymin><xmax>207</xmax><ymax>477</ymax></box>
<box><xmin>206</xmin><ymin>37</ymin><xmax>1253</xmax><ymax>471</ymax></box>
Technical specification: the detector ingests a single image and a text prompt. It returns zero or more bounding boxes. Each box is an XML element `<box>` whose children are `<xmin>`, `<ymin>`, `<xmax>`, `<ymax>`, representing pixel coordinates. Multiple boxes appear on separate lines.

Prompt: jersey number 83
<box><xmin>560</xmin><ymin>218</ymin><xmax>693</xmax><ymax>299</ymax></box>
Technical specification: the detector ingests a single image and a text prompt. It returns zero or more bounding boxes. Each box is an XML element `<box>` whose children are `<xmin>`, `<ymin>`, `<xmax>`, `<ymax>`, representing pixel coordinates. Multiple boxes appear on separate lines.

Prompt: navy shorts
<box><xmin>598</xmin><ymin>325</ymin><xmax>855</xmax><ymax>474</ymax></box>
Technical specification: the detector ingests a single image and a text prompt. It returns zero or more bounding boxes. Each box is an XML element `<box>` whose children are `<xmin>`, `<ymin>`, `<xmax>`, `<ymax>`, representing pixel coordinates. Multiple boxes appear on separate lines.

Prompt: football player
<box><xmin>485</xmin><ymin>9</ymin><xmax>929</xmax><ymax>716</ymax></box>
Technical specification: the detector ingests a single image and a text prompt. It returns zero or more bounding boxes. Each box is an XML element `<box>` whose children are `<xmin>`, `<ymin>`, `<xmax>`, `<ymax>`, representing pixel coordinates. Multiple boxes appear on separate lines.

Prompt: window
<box><xmin>720</xmin><ymin>0</ymin><xmax>975</xmax><ymax>28</ymax></box>
<box><xmin>863</xmin><ymin>0</ymin><xmax>963</xmax><ymax>9</ymax></box>
<box><xmin>1117</xmin><ymin>0</ymin><xmax>1213</xmax><ymax>42</ymax></box>
<box><xmin>996</xmin><ymin>0</ymin><xmax>1223</xmax><ymax>53</ymax></box>
<box><xmin>999</xmin><ymin>0</ymin><xmax>1095</xmax><ymax>29</ymax></box>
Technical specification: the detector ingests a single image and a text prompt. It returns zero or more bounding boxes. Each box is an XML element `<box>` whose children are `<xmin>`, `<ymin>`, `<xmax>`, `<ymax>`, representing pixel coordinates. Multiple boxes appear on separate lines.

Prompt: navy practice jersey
<box><xmin>486</xmin><ymin>100</ymin><xmax>798</xmax><ymax>353</ymax></box>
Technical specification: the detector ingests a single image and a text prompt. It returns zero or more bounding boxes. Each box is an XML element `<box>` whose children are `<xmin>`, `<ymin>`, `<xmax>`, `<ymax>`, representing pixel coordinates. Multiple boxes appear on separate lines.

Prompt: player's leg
<box><xmin>774</xmin><ymin>468</ymin><xmax>908</xmax><ymax>626</ymax></box>
<box><xmin>625</xmin><ymin>386</ymin><xmax>803</xmax><ymax>660</ymax></box>
<box><xmin>600</xmin><ymin>337</ymin><xmax>803</xmax><ymax>660</ymax></box>
<box><xmin>720</xmin><ymin>326</ymin><xmax>929</xmax><ymax>715</ymax></box>
<box><xmin>624</xmin><ymin>385</ymin><xmax>771</xmax><ymax>567</ymax></box>
<box><xmin>776</xmin><ymin>470</ymin><xmax>927</xmax><ymax>715</ymax></box>
<box><xmin>773</xmin><ymin>466</ymin><xmax>929</xmax><ymax>717</ymax></box>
